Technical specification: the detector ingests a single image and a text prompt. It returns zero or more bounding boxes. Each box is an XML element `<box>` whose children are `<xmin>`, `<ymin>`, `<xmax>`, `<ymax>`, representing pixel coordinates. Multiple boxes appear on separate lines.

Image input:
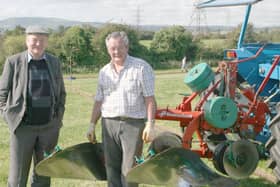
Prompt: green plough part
<box><xmin>35</xmin><ymin>142</ymin><xmax>106</xmax><ymax>181</ymax></box>
<box><xmin>127</xmin><ymin>147</ymin><xmax>238</xmax><ymax>187</ymax></box>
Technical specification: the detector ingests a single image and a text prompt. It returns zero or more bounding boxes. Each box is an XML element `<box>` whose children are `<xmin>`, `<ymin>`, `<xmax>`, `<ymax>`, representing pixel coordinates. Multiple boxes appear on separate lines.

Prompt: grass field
<box><xmin>0</xmin><ymin>70</ymin><xmax>278</xmax><ymax>187</ymax></box>
<box><xmin>139</xmin><ymin>40</ymin><xmax>152</xmax><ymax>49</ymax></box>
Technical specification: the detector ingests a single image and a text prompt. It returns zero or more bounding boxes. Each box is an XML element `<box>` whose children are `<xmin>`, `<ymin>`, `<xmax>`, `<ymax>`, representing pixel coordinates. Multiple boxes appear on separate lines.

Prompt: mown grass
<box><xmin>139</xmin><ymin>40</ymin><xmax>152</xmax><ymax>49</ymax></box>
<box><xmin>0</xmin><ymin>70</ymin><xmax>278</xmax><ymax>186</ymax></box>
<box><xmin>201</xmin><ymin>38</ymin><xmax>228</xmax><ymax>48</ymax></box>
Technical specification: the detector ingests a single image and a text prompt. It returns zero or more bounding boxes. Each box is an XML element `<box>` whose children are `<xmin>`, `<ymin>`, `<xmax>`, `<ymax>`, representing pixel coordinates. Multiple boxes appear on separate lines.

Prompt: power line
<box><xmin>188</xmin><ymin>0</ymin><xmax>209</xmax><ymax>35</ymax></box>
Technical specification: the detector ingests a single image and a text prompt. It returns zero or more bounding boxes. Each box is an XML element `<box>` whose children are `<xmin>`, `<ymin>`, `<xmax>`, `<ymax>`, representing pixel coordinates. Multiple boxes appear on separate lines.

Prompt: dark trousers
<box><xmin>102</xmin><ymin>118</ymin><xmax>145</xmax><ymax>187</ymax></box>
<box><xmin>7</xmin><ymin>120</ymin><xmax>60</xmax><ymax>187</ymax></box>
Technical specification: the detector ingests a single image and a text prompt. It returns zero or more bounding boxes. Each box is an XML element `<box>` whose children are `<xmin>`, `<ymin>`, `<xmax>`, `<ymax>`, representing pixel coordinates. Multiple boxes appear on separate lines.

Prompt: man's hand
<box><xmin>86</xmin><ymin>123</ymin><xmax>97</xmax><ymax>144</ymax></box>
<box><xmin>142</xmin><ymin>120</ymin><xmax>156</xmax><ymax>143</ymax></box>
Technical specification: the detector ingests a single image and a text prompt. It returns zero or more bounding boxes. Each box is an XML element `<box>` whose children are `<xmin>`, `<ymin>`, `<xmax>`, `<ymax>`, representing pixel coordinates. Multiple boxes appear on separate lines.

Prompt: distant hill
<box><xmin>0</xmin><ymin>17</ymin><xmax>236</xmax><ymax>33</ymax></box>
<box><xmin>0</xmin><ymin>17</ymin><xmax>261</xmax><ymax>33</ymax></box>
<box><xmin>0</xmin><ymin>17</ymin><xmax>103</xmax><ymax>30</ymax></box>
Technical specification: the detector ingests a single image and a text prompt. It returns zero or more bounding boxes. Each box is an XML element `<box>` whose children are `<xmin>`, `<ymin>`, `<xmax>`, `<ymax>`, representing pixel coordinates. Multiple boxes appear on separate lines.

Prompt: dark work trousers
<box><xmin>7</xmin><ymin>119</ymin><xmax>60</xmax><ymax>187</ymax></box>
<box><xmin>102</xmin><ymin>118</ymin><xmax>145</xmax><ymax>187</ymax></box>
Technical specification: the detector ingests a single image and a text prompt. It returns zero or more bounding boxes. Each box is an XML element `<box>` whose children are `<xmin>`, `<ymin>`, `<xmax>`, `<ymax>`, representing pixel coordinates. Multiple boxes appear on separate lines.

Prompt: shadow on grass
<box><xmin>238</xmin><ymin>177</ymin><xmax>278</xmax><ymax>187</ymax></box>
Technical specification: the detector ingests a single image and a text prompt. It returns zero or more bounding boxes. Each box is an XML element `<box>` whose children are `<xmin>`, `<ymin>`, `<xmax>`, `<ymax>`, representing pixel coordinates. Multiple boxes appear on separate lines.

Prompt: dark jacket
<box><xmin>0</xmin><ymin>51</ymin><xmax>66</xmax><ymax>132</ymax></box>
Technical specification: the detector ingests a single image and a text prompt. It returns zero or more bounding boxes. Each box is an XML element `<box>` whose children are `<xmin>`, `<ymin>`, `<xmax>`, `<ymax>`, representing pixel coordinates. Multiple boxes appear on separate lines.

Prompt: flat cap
<box><xmin>25</xmin><ymin>25</ymin><xmax>49</xmax><ymax>35</ymax></box>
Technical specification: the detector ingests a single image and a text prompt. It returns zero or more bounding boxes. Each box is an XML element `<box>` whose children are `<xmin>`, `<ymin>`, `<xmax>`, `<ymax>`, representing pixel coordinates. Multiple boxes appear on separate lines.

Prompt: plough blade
<box><xmin>126</xmin><ymin>147</ymin><xmax>238</xmax><ymax>187</ymax></box>
<box><xmin>35</xmin><ymin>142</ymin><xmax>106</xmax><ymax>180</ymax></box>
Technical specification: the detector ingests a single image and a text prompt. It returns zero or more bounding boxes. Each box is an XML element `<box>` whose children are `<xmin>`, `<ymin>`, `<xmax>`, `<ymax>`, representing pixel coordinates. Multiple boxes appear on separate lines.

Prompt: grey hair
<box><xmin>105</xmin><ymin>31</ymin><xmax>129</xmax><ymax>47</ymax></box>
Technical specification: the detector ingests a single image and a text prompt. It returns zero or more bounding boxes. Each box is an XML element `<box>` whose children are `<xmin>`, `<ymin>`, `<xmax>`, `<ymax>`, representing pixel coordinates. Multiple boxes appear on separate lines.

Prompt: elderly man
<box><xmin>87</xmin><ymin>31</ymin><xmax>157</xmax><ymax>187</ymax></box>
<box><xmin>0</xmin><ymin>25</ymin><xmax>66</xmax><ymax>187</ymax></box>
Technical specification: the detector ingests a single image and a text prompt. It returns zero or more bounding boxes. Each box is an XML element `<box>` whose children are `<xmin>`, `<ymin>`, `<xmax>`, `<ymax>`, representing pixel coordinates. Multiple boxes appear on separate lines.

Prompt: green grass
<box><xmin>140</xmin><ymin>40</ymin><xmax>152</xmax><ymax>49</ymax></box>
<box><xmin>0</xmin><ymin>71</ymin><xmax>278</xmax><ymax>186</ymax></box>
<box><xmin>201</xmin><ymin>38</ymin><xmax>228</xmax><ymax>48</ymax></box>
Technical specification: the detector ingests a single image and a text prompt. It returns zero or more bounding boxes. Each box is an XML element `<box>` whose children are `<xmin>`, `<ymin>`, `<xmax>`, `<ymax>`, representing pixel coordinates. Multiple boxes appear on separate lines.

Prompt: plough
<box><xmin>35</xmin><ymin>0</ymin><xmax>280</xmax><ymax>186</ymax></box>
<box><xmin>128</xmin><ymin>0</ymin><xmax>280</xmax><ymax>186</ymax></box>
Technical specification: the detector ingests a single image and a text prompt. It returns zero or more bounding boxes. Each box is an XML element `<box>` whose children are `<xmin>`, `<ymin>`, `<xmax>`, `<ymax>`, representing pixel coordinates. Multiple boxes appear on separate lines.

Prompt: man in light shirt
<box><xmin>87</xmin><ymin>31</ymin><xmax>157</xmax><ymax>187</ymax></box>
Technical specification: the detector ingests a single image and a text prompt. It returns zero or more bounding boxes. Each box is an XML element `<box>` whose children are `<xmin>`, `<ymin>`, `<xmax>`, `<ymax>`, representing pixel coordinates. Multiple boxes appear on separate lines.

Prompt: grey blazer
<box><xmin>0</xmin><ymin>51</ymin><xmax>66</xmax><ymax>132</ymax></box>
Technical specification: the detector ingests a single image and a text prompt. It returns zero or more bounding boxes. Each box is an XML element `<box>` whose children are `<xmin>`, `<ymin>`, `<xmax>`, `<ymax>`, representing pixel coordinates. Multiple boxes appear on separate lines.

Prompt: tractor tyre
<box><xmin>266</xmin><ymin>114</ymin><xmax>280</xmax><ymax>184</ymax></box>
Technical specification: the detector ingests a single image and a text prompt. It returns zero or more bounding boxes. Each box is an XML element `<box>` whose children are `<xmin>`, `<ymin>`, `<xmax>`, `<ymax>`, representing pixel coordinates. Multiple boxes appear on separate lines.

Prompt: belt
<box><xmin>104</xmin><ymin>116</ymin><xmax>144</xmax><ymax>121</ymax></box>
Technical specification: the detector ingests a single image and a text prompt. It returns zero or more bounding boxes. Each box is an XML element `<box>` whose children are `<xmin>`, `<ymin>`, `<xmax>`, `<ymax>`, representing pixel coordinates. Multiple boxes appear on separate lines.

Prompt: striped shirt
<box><xmin>95</xmin><ymin>55</ymin><xmax>155</xmax><ymax>119</ymax></box>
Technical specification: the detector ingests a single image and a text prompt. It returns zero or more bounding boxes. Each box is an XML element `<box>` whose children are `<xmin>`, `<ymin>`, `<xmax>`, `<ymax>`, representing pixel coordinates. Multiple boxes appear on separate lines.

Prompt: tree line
<box><xmin>0</xmin><ymin>23</ymin><xmax>279</xmax><ymax>73</ymax></box>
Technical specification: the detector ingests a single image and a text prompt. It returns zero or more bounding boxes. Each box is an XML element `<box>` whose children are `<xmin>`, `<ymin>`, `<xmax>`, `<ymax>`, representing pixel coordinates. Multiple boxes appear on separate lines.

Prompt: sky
<box><xmin>0</xmin><ymin>0</ymin><xmax>279</xmax><ymax>27</ymax></box>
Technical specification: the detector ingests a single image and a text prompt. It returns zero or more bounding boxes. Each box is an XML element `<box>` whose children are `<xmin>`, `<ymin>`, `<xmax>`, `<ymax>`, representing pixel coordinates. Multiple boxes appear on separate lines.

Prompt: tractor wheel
<box><xmin>149</xmin><ymin>131</ymin><xmax>182</xmax><ymax>154</ymax></box>
<box><xmin>266</xmin><ymin>114</ymin><xmax>280</xmax><ymax>184</ymax></box>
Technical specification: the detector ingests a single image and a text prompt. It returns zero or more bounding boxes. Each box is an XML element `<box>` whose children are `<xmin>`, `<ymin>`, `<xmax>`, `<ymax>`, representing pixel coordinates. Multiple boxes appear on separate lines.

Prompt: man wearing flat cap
<box><xmin>0</xmin><ymin>25</ymin><xmax>66</xmax><ymax>187</ymax></box>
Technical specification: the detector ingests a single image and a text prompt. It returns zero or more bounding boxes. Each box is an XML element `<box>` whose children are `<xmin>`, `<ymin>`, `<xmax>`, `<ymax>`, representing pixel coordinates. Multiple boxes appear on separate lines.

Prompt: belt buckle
<box><xmin>119</xmin><ymin>116</ymin><xmax>128</xmax><ymax>121</ymax></box>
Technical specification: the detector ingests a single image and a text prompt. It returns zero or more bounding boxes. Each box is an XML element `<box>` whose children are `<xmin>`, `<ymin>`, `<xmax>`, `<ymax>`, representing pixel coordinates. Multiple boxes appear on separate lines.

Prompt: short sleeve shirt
<box><xmin>95</xmin><ymin>55</ymin><xmax>155</xmax><ymax>119</ymax></box>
